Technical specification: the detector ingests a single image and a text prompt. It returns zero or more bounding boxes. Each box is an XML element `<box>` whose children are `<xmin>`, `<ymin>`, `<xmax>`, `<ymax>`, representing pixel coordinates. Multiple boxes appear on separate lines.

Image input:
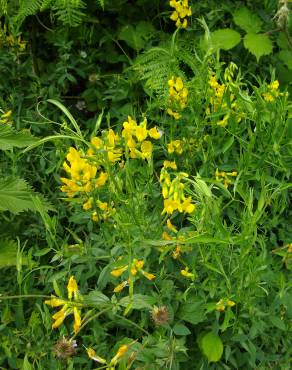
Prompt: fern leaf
<box><xmin>0</xmin><ymin>177</ymin><xmax>53</xmax><ymax>214</ymax></box>
<box><xmin>97</xmin><ymin>0</ymin><xmax>105</xmax><ymax>10</ymax></box>
<box><xmin>0</xmin><ymin>125</ymin><xmax>37</xmax><ymax>151</ymax></box>
<box><xmin>14</xmin><ymin>0</ymin><xmax>43</xmax><ymax>25</ymax></box>
<box><xmin>40</xmin><ymin>0</ymin><xmax>55</xmax><ymax>11</ymax></box>
<box><xmin>54</xmin><ymin>0</ymin><xmax>86</xmax><ymax>27</ymax></box>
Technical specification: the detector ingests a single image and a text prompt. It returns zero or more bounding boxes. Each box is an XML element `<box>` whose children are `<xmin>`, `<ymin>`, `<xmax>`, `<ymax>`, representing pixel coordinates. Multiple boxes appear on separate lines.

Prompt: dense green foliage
<box><xmin>0</xmin><ymin>1</ymin><xmax>291</xmax><ymax>369</ymax></box>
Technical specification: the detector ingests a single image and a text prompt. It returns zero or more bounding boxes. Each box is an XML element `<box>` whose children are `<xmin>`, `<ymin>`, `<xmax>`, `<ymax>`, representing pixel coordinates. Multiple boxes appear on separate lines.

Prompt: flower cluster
<box><xmin>262</xmin><ymin>80</ymin><xmax>285</xmax><ymax>102</ymax></box>
<box><xmin>160</xmin><ymin>167</ymin><xmax>195</xmax><ymax>215</ymax></box>
<box><xmin>216</xmin><ymin>298</ymin><xmax>236</xmax><ymax>312</ymax></box>
<box><xmin>111</xmin><ymin>258</ymin><xmax>155</xmax><ymax>293</ymax></box>
<box><xmin>90</xmin><ymin>128</ymin><xmax>122</xmax><ymax>163</ymax></box>
<box><xmin>122</xmin><ymin>116</ymin><xmax>161</xmax><ymax>160</ymax></box>
<box><xmin>167</xmin><ymin>77</ymin><xmax>188</xmax><ymax>119</ymax></box>
<box><xmin>167</xmin><ymin>139</ymin><xmax>183</xmax><ymax>154</ymax></box>
<box><xmin>45</xmin><ymin>276</ymin><xmax>82</xmax><ymax>334</ymax></box>
<box><xmin>87</xmin><ymin>343</ymin><xmax>130</xmax><ymax>368</ymax></box>
<box><xmin>0</xmin><ymin>110</ymin><xmax>12</xmax><ymax>124</ymax></box>
<box><xmin>169</xmin><ymin>0</ymin><xmax>192</xmax><ymax>28</ymax></box>
<box><xmin>0</xmin><ymin>28</ymin><xmax>26</xmax><ymax>51</ymax></box>
<box><xmin>215</xmin><ymin>169</ymin><xmax>237</xmax><ymax>188</ymax></box>
<box><xmin>206</xmin><ymin>74</ymin><xmax>241</xmax><ymax>127</ymax></box>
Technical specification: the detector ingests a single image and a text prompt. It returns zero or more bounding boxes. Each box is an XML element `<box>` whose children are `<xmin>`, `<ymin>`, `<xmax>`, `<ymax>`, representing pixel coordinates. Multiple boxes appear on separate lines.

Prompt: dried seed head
<box><xmin>151</xmin><ymin>305</ymin><xmax>170</xmax><ymax>326</ymax></box>
<box><xmin>53</xmin><ymin>337</ymin><xmax>77</xmax><ymax>359</ymax></box>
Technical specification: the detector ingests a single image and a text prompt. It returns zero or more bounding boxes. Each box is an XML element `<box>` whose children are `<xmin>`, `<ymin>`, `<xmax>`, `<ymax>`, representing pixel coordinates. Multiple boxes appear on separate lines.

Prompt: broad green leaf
<box><xmin>233</xmin><ymin>7</ymin><xmax>263</xmax><ymax>33</ymax></box>
<box><xmin>269</xmin><ymin>316</ymin><xmax>286</xmax><ymax>330</ymax></box>
<box><xmin>119</xmin><ymin>21</ymin><xmax>154</xmax><ymax>51</ymax></box>
<box><xmin>178</xmin><ymin>298</ymin><xmax>205</xmax><ymax>325</ymax></box>
<box><xmin>210</xmin><ymin>29</ymin><xmax>241</xmax><ymax>51</ymax></box>
<box><xmin>173</xmin><ymin>323</ymin><xmax>191</xmax><ymax>336</ymax></box>
<box><xmin>201</xmin><ymin>332</ymin><xmax>223</xmax><ymax>362</ymax></box>
<box><xmin>22</xmin><ymin>354</ymin><xmax>33</xmax><ymax>370</ymax></box>
<box><xmin>85</xmin><ymin>290</ymin><xmax>110</xmax><ymax>306</ymax></box>
<box><xmin>119</xmin><ymin>294</ymin><xmax>156</xmax><ymax>309</ymax></box>
<box><xmin>278</xmin><ymin>50</ymin><xmax>292</xmax><ymax>70</ymax></box>
<box><xmin>243</xmin><ymin>33</ymin><xmax>273</xmax><ymax>61</ymax></box>
<box><xmin>0</xmin><ymin>239</ymin><xmax>28</xmax><ymax>268</ymax></box>
<box><xmin>0</xmin><ymin>125</ymin><xmax>37</xmax><ymax>150</ymax></box>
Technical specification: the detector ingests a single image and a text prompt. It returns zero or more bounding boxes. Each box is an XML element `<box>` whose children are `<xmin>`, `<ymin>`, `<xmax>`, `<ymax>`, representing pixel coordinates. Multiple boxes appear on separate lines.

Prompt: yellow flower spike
<box><xmin>91</xmin><ymin>137</ymin><xmax>103</xmax><ymax>149</ymax></box>
<box><xmin>97</xmin><ymin>200</ymin><xmax>108</xmax><ymax>211</ymax></box>
<box><xmin>73</xmin><ymin>307</ymin><xmax>82</xmax><ymax>334</ymax></box>
<box><xmin>141</xmin><ymin>270</ymin><xmax>156</xmax><ymax>281</ymax></box>
<box><xmin>67</xmin><ymin>276</ymin><xmax>78</xmax><ymax>300</ymax></box>
<box><xmin>167</xmin><ymin>219</ymin><xmax>178</xmax><ymax>233</ymax></box>
<box><xmin>182</xmin><ymin>197</ymin><xmax>195</xmax><ymax>214</ymax></box>
<box><xmin>44</xmin><ymin>297</ymin><xmax>66</xmax><ymax>307</ymax></box>
<box><xmin>163</xmin><ymin>160</ymin><xmax>177</xmax><ymax>170</ymax></box>
<box><xmin>111</xmin><ymin>265</ymin><xmax>128</xmax><ymax>277</ymax></box>
<box><xmin>110</xmin><ymin>344</ymin><xmax>129</xmax><ymax>366</ymax></box>
<box><xmin>113</xmin><ymin>280</ymin><xmax>129</xmax><ymax>293</ymax></box>
<box><xmin>180</xmin><ymin>267</ymin><xmax>195</xmax><ymax>279</ymax></box>
<box><xmin>87</xmin><ymin>348</ymin><xmax>107</xmax><ymax>364</ymax></box>
<box><xmin>269</xmin><ymin>80</ymin><xmax>279</xmax><ymax>91</ymax></box>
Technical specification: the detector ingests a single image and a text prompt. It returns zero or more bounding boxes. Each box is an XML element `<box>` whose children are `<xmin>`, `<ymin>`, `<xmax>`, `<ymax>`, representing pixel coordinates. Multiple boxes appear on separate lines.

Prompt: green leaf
<box><xmin>201</xmin><ymin>332</ymin><xmax>223</xmax><ymax>362</ymax></box>
<box><xmin>0</xmin><ymin>177</ymin><xmax>51</xmax><ymax>214</ymax></box>
<box><xmin>22</xmin><ymin>354</ymin><xmax>33</xmax><ymax>370</ymax></box>
<box><xmin>210</xmin><ymin>29</ymin><xmax>241</xmax><ymax>51</ymax></box>
<box><xmin>233</xmin><ymin>7</ymin><xmax>263</xmax><ymax>33</ymax></box>
<box><xmin>278</xmin><ymin>50</ymin><xmax>292</xmax><ymax>70</ymax></box>
<box><xmin>0</xmin><ymin>239</ymin><xmax>28</xmax><ymax>268</ymax></box>
<box><xmin>85</xmin><ymin>290</ymin><xmax>110</xmax><ymax>306</ymax></box>
<box><xmin>178</xmin><ymin>298</ymin><xmax>205</xmax><ymax>325</ymax></box>
<box><xmin>119</xmin><ymin>294</ymin><xmax>156</xmax><ymax>309</ymax></box>
<box><xmin>119</xmin><ymin>21</ymin><xmax>155</xmax><ymax>51</ymax></box>
<box><xmin>243</xmin><ymin>33</ymin><xmax>273</xmax><ymax>61</ymax></box>
<box><xmin>173</xmin><ymin>323</ymin><xmax>191</xmax><ymax>336</ymax></box>
<box><xmin>0</xmin><ymin>125</ymin><xmax>37</xmax><ymax>150</ymax></box>
<box><xmin>269</xmin><ymin>316</ymin><xmax>286</xmax><ymax>330</ymax></box>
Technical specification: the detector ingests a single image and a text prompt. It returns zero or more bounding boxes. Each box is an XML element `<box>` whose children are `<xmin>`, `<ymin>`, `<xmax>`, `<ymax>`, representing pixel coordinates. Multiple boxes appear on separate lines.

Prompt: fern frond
<box><xmin>97</xmin><ymin>0</ymin><xmax>105</xmax><ymax>10</ymax></box>
<box><xmin>0</xmin><ymin>125</ymin><xmax>37</xmax><ymax>151</ymax></box>
<box><xmin>54</xmin><ymin>0</ymin><xmax>86</xmax><ymax>27</ymax></box>
<box><xmin>40</xmin><ymin>0</ymin><xmax>55</xmax><ymax>11</ymax></box>
<box><xmin>0</xmin><ymin>177</ymin><xmax>53</xmax><ymax>214</ymax></box>
<box><xmin>134</xmin><ymin>46</ymin><xmax>180</xmax><ymax>95</ymax></box>
<box><xmin>14</xmin><ymin>0</ymin><xmax>43</xmax><ymax>25</ymax></box>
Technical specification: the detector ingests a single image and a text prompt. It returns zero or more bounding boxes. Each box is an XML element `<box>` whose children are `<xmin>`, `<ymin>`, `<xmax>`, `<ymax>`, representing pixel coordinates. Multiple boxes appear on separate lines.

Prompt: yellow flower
<box><xmin>175</xmin><ymin>77</ymin><xmax>184</xmax><ymax>92</ymax></box>
<box><xmin>73</xmin><ymin>307</ymin><xmax>81</xmax><ymax>334</ymax></box>
<box><xmin>1</xmin><ymin>110</ymin><xmax>12</xmax><ymax>119</ymax></box>
<box><xmin>83</xmin><ymin>198</ymin><xmax>93</xmax><ymax>210</ymax></box>
<box><xmin>67</xmin><ymin>276</ymin><xmax>78</xmax><ymax>300</ymax></box>
<box><xmin>148</xmin><ymin>127</ymin><xmax>162</xmax><ymax>139</ymax></box>
<box><xmin>163</xmin><ymin>160</ymin><xmax>177</xmax><ymax>170</ymax></box>
<box><xmin>167</xmin><ymin>219</ymin><xmax>178</xmax><ymax>233</ymax></box>
<box><xmin>227</xmin><ymin>300</ymin><xmax>236</xmax><ymax>307</ymax></box>
<box><xmin>91</xmin><ymin>211</ymin><xmax>99</xmax><ymax>222</ymax></box>
<box><xmin>167</xmin><ymin>140</ymin><xmax>183</xmax><ymax>154</ymax></box>
<box><xmin>180</xmin><ymin>267</ymin><xmax>195</xmax><ymax>279</ymax></box>
<box><xmin>167</xmin><ymin>108</ymin><xmax>181</xmax><ymax>120</ymax></box>
<box><xmin>91</xmin><ymin>136</ymin><xmax>103</xmax><ymax>149</ymax></box>
<box><xmin>52</xmin><ymin>307</ymin><xmax>68</xmax><ymax>329</ymax></box>
<box><xmin>110</xmin><ymin>344</ymin><xmax>129</xmax><ymax>365</ymax></box>
<box><xmin>87</xmin><ymin>348</ymin><xmax>107</xmax><ymax>364</ymax></box>
<box><xmin>44</xmin><ymin>297</ymin><xmax>66</xmax><ymax>307</ymax></box>
<box><xmin>113</xmin><ymin>280</ymin><xmax>129</xmax><ymax>293</ymax></box>
<box><xmin>162</xmin><ymin>231</ymin><xmax>173</xmax><ymax>240</ymax></box>
<box><xmin>96</xmin><ymin>172</ymin><xmax>108</xmax><ymax>187</ymax></box>
<box><xmin>141</xmin><ymin>270</ymin><xmax>156</xmax><ymax>281</ymax></box>
<box><xmin>111</xmin><ymin>265</ymin><xmax>128</xmax><ymax>277</ymax></box>
<box><xmin>140</xmin><ymin>140</ymin><xmax>153</xmax><ymax>159</ymax></box>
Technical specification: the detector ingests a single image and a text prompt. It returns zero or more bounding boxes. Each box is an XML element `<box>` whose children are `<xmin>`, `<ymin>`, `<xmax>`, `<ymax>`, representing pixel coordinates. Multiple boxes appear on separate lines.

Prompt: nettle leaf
<box><xmin>119</xmin><ymin>21</ymin><xmax>155</xmax><ymax>51</ymax></box>
<box><xmin>0</xmin><ymin>125</ymin><xmax>37</xmax><ymax>150</ymax></box>
<box><xmin>210</xmin><ymin>29</ymin><xmax>241</xmax><ymax>51</ymax></box>
<box><xmin>244</xmin><ymin>33</ymin><xmax>273</xmax><ymax>61</ymax></box>
<box><xmin>233</xmin><ymin>7</ymin><xmax>263</xmax><ymax>33</ymax></box>
<box><xmin>178</xmin><ymin>298</ymin><xmax>205</xmax><ymax>324</ymax></box>
<box><xmin>278</xmin><ymin>50</ymin><xmax>292</xmax><ymax>70</ymax></box>
<box><xmin>0</xmin><ymin>177</ymin><xmax>51</xmax><ymax>214</ymax></box>
<box><xmin>200</xmin><ymin>332</ymin><xmax>223</xmax><ymax>362</ymax></box>
<box><xmin>119</xmin><ymin>294</ymin><xmax>156</xmax><ymax>309</ymax></box>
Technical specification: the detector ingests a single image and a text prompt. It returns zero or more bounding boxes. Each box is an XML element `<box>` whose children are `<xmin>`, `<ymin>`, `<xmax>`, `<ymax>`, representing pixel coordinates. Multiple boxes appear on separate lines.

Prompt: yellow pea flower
<box><xmin>67</xmin><ymin>276</ymin><xmax>78</xmax><ymax>300</ymax></box>
<box><xmin>167</xmin><ymin>219</ymin><xmax>178</xmax><ymax>233</ymax></box>
<box><xmin>113</xmin><ymin>280</ymin><xmax>129</xmax><ymax>293</ymax></box>
<box><xmin>111</xmin><ymin>265</ymin><xmax>128</xmax><ymax>277</ymax></box>
<box><xmin>180</xmin><ymin>267</ymin><xmax>195</xmax><ymax>279</ymax></box>
<box><xmin>87</xmin><ymin>348</ymin><xmax>107</xmax><ymax>364</ymax></box>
